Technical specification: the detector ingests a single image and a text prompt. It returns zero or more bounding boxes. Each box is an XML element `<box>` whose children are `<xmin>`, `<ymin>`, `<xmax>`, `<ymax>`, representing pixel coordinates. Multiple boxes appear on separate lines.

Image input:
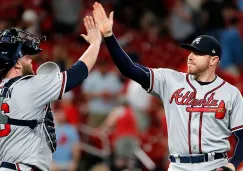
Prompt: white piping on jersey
<box><xmin>61</xmin><ymin>71</ymin><xmax>67</xmax><ymax>97</ymax></box>
<box><xmin>1</xmin><ymin>75</ymin><xmax>34</xmax><ymax>100</ymax></box>
<box><xmin>125</xmin><ymin>51</ymin><xmax>150</xmax><ymax>77</ymax></box>
<box><xmin>147</xmin><ymin>69</ymin><xmax>153</xmax><ymax>92</ymax></box>
<box><xmin>124</xmin><ymin>55</ymin><xmax>151</xmax><ymax>90</ymax></box>
<box><xmin>230</xmin><ymin>132</ymin><xmax>240</xmax><ymax>162</ymax></box>
<box><xmin>232</xmin><ymin>126</ymin><xmax>243</xmax><ymax>133</ymax></box>
<box><xmin>134</xmin><ymin>64</ymin><xmax>150</xmax><ymax>77</ymax></box>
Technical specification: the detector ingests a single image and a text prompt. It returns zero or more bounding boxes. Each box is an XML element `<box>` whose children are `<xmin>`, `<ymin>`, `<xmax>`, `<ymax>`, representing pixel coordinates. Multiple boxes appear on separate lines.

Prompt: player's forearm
<box><xmin>65</xmin><ymin>43</ymin><xmax>100</xmax><ymax>92</ymax></box>
<box><xmin>104</xmin><ymin>34</ymin><xmax>134</xmax><ymax>76</ymax></box>
<box><xmin>229</xmin><ymin>129</ymin><xmax>243</xmax><ymax>169</ymax></box>
<box><xmin>65</xmin><ymin>61</ymin><xmax>88</xmax><ymax>92</ymax></box>
<box><xmin>104</xmin><ymin>34</ymin><xmax>150</xmax><ymax>88</ymax></box>
<box><xmin>79</xmin><ymin>43</ymin><xmax>100</xmax><ymax>73</ymax></box>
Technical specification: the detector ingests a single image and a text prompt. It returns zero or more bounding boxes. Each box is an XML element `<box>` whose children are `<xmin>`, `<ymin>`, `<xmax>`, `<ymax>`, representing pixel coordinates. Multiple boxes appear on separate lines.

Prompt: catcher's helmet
<box><xmin>0</xmin><ymin>27</ymin><xmax>46</xmax><ymax>76</ymax></box>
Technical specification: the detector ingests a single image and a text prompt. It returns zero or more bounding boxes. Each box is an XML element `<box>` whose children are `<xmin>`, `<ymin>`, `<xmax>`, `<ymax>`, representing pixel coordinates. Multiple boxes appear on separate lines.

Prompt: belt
<box><xmin>0</xmin><ymin>162</ymin><xmax>42</xmax><ymax>171</ymax></box>
<box><xmin>169</xmin><ymin>152</ymin><xmax>227</xmax><ymax>164</ymax></box>
<box><xmin>0</xmin><ymin>162</ymin><xmax>17</xmax><ymax>170</ymax></box>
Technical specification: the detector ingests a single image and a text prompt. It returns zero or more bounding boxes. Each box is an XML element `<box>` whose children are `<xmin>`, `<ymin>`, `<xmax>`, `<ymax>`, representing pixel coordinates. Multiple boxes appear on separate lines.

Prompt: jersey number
<box><xmin>0</xmin><ymin>103</ymin><xmax>11</xmax><ymax>137</ymax></box>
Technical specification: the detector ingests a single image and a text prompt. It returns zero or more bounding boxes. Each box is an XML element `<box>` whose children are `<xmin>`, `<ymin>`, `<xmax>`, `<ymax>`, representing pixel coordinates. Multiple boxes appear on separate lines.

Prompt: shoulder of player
<box><xmin>149</xmin><ymin>68</ymin><xmax>182</xmax><ymax>73</ymax></box>
<box><xmin>220</xmin><ymin>78</ymin><xmax>242</xmax><ymax>95</ymax></box>
<box><xmin>149</xmin><ymin>68</ymin><xmax>186</xmax><ymax>78</ymax></box>
<box><xmin>8</xmin><ymin>75</ymin><xmax>34</xmax><ymax>87</ymax></box>
<box><xmin>30</xmin><ymin>73</ymin><xmax>63</xmax><ymax>81</ymax></box>
<box><xmin>13</xmin><ymin>73</ymin><xmax>64</xmax><ymax>89</ymax></box>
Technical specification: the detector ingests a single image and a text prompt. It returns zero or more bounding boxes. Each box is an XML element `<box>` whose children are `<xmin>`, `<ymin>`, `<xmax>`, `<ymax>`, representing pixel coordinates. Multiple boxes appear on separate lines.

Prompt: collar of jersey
<box><xmin>188</xmin><ymin>74</ymin><xmax>224</xmax><ymax>90</ymax></box>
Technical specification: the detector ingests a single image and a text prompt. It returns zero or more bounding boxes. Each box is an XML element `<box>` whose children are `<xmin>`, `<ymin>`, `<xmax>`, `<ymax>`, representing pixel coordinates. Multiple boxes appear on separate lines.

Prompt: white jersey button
<box><xmin>193</xmin><ymin>145</ymin><xmax>198</xmax><ymax>150</ymax></box>
<box><xmin>192</xmin><ymin>128</ymin><xmax>197</xmax><ymax>134</ymax></box>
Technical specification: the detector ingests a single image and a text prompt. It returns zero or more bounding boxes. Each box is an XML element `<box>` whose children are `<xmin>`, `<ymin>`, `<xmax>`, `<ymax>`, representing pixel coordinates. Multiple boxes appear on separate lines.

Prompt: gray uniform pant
<box><xmin>168</xmin><ymin>158</ymin><xmax>228</xmax><ymax>171</ymax></box>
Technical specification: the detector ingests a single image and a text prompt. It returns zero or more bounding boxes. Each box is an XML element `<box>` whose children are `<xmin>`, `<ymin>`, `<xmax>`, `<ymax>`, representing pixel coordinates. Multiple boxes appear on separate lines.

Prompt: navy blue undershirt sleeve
<box><xmin>65</xmin><ymin>60</ymin><xmax>88</xmax><ymax>92</ymax></box>
<box><xmin>104</xmin><ymin>34</ymin><xmax>150</xmax><ymax>90</ymax></box>
<box><xmin>230</xmin><ymin>129</ymin><xmax>243</xmax><ymax>168</ymax></box>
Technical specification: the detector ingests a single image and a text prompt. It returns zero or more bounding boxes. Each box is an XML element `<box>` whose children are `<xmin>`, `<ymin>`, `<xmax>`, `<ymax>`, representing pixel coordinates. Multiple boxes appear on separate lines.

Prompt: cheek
<box><xmin>197</xmin><ymin>58</ymin><xmax>209</xmax><ymax>67</ymax></box>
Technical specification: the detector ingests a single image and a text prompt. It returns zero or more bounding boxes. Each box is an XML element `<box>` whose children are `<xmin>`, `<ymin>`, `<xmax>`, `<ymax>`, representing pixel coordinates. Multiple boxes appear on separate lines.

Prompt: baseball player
<box><xmin>92</xmin><ymin>2</ymin><xmax>243</xmax><ymax>171</ymax></box>
<box><xmin>0</xmin><ymin>16</ymin><xmax>101</xmax><ymax>171</ymax></box>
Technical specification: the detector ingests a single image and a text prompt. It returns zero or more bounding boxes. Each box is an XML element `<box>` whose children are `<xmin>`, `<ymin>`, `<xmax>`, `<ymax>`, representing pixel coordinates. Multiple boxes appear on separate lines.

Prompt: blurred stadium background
<box><xmin>1</xmin><ymin>0</ymin><xmax>243</xmax><ymax>170</ymax></box>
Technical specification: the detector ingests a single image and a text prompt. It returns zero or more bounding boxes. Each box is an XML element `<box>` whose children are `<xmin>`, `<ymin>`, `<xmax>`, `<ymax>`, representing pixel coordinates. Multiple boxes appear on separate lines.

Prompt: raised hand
<box><xmin>81</xmin><ymin>16</ymin><xmax>102</xmax><ymax>45</ymax></box>
<box><xmin>93</xmin><ymin>2</ymin><xmax>114</xmax><ymax>37</ymax></box>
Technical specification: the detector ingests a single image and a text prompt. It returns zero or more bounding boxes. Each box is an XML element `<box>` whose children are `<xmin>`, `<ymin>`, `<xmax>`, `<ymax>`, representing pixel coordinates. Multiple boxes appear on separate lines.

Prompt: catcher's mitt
<box><xmin>211</xmin><ymin>166</ymin><xmax>233</xmax><ymax>171</ymax></box>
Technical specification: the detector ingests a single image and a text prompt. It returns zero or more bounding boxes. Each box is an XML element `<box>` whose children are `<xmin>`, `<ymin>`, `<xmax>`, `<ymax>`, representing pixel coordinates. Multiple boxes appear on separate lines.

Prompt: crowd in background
<box><xmin>1</xmin><ymin>0</ymin><xmax>243</xmax><ymax>170</ymax></box>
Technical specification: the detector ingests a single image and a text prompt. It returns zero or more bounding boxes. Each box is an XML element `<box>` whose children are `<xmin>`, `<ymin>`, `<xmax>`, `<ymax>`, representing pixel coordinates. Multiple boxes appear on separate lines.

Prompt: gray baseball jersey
<box><xmin>147</xmin><ymin>68</ymin><xmax>243</xmax><ymax>155</ymax></box>
<box><xmin>0</xmin><ymin>72</ymin><xmax>67</xmax><ymax>171</ymax></box>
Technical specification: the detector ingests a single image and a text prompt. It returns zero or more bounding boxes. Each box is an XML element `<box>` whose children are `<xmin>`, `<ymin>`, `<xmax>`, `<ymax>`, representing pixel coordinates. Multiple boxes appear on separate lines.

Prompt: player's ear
<box><xmin>210</xmin><ymin>56</ymin><xmax>219</xmax><ymax>66</ymax></box>
<box><xmin>14</xmin><ymin>59</ymin><xmax>22</xmax><ymax>70</ymax></box>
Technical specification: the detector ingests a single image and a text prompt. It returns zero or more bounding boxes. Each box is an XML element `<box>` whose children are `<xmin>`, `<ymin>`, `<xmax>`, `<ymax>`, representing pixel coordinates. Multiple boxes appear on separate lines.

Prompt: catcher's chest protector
<box><xmin>0</xmin><ymin>76</ymin><xmax>57</xmax><ymax>153</ymax></box>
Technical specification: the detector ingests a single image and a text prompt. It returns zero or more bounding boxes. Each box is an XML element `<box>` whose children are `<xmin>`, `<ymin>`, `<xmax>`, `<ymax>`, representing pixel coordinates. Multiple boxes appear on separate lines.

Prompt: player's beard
<box><xmin>22</xmin><ymin>63</ymin><xmax>35</xmax><ymax>75</ymax></box>
<box><xmin>187</xmin><ymin>63</ymin><xmax>209</xmax><ymax>76</ymax></box>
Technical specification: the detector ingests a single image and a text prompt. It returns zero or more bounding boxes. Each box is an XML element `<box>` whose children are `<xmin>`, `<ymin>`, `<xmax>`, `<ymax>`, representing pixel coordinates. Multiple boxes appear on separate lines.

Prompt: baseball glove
<box><xmin>211</xmin><ymin>166</ymin><xmax>233</xmax><ymax>171</ymax></box>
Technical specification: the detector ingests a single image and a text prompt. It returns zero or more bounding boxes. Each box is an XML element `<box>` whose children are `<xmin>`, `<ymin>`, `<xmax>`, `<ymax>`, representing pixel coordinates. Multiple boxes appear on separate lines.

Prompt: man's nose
<box><xmin>188</xmin><ymin>53</ymin><xmax>193</xmax><ymax>60</ymax></box>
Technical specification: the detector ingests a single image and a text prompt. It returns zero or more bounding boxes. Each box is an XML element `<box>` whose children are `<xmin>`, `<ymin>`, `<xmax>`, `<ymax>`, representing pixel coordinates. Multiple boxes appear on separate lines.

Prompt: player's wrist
<box><xmin>103</xmin><ymin>31</ymin><xmax>113</xmax><ymax>37</ymax></box>
<box><xmin>90</xmin><ymin>41</ymin><xmax>101</xmax><ymax>46</ymax></box>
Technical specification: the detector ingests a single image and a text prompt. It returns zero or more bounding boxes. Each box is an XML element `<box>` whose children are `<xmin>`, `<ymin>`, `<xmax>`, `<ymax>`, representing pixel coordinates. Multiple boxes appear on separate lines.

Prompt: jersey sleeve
<box><xmin>29</xmin><ymin>72</ymin><xmax>67</xmax><ymax>107</ymax></box>
<box><xmin>230</xmin><ymin>89</ymin><xmax>243</xmax><ymax>132</ymax></box>
<box><xmin>147</xmin><ymin>68</ymin><xmax>181</xmax><ymax>99</ymax></box>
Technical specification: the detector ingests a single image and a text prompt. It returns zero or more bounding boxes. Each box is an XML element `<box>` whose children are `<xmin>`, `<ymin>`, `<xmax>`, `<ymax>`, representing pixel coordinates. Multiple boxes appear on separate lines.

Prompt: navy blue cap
<box><xmin>180</xmin><ymin>35</ymin><xmax>222</xmax><ymax>59</ymax></box>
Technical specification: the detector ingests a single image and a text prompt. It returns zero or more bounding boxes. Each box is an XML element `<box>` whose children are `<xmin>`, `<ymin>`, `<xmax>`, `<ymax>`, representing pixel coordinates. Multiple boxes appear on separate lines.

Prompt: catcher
<box><xmin>0</xmin><ymin>15</ymin><xmax>101</xmax><ymax>171</ymax></box>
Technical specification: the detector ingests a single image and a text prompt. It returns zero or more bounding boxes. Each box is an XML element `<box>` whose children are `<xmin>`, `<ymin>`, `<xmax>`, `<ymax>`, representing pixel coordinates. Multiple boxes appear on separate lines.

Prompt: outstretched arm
<box><xmin>104</xmin><ymin>35</ymin><xmax>150</xmax><ymax>89</ymax></box>
<box><xmin>65</xmin><ymin>16</ymin><xmax>102</xmax><ymax>92</ymax></box>
<box><xmin>79</xmin><ymin>16</ymin><xmax>102</xmax><ymax>72</ymax></box>
<box><xmin>93</xmin><ymin>2</ymin><xmax>150</xmax><ymax>90</ymax></box>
